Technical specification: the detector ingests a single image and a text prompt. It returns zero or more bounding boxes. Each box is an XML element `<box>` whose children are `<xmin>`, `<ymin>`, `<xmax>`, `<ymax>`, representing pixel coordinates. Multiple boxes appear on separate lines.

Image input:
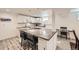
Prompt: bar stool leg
<box><xmin>75</xmin><ymin>43</ymin><xmax>77</xmax><ymax>49</ymax></box>
<box><xmin>77</xmin><ymin>40</ymin><xmax>79</xmax><ymax>50</ymax></box>
<box><xmin>21</xmin><ymin>38</ymin><xmax>23</xmax><ymax>46</ymax></box>
<box><xmin>27</xmin><ymin>42</ymin><xmax>29</xmax><ymax>50</ymax></box>
<box><xmin>32</xmin><ymin>45</ymin><xmax>36</xmax><ymax>50</ymax></box>
<box><xmin>75</xmin><ymin>39</ymin><xmax>78</xmax><ymax>49</ymax></box>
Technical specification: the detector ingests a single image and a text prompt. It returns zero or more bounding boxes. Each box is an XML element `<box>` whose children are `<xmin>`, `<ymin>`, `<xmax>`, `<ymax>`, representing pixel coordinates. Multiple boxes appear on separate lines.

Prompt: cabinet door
<box><xmin>38</xmin><ymin>38</ymin><xmax>47</xmax><ymax>50</ymax></box>
<box><xmin>38</xmin><ymin>33</ymin><xmax>57</xmax><ymax>50</ymax></box>
<box><xmin>47</xmin><ymin>33</ymin><xmax>57</xmax><ymax>50</ymax></box>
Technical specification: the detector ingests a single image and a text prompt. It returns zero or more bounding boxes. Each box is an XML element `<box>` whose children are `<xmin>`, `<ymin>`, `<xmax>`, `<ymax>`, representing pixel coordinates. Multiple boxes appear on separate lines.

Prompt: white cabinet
<box><xmin>38</xmin><ymin>33</ymin><xmax>57</xmax><ymax>50</ymax></box>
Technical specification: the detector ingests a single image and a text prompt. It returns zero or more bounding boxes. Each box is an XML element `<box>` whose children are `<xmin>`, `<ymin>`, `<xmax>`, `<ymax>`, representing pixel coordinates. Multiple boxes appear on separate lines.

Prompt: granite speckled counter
<box><xmin>19</xmin><ymin>28</ymin><xmax>57</xmax><ymax>50</ymax></box>
<box><xmin>19</xmin><ymin>28</ymin><xmax>56</xmax><ymax>41</ymax></box>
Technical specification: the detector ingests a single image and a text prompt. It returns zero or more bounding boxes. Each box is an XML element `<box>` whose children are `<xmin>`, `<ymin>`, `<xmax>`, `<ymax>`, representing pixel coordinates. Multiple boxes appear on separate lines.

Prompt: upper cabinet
<box><xmin>17</xmin><ymin>9</ymin><xmax>55</xmax><ymax>29</ymax></box>
<box><xmin>17</xmin><ymin>15</ymin><xmax>42</xmax><ymax>23</ymax></box>
<box><xmin>17</xmin><ymin>15</ymin><xmax>28</xmax><ymax>23</ymax></box>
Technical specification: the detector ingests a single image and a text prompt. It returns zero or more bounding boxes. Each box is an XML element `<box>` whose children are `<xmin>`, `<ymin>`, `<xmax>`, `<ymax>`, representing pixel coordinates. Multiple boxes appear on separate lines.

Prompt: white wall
<box><xmin>54</xmin><ymin>9</ymin><xmax>79</xmax><ymax>37</ymax></box>
<box><xmin>0</xmin><ymin>12</ymin><xmax>18</xmax><ymax>40</ymax></box>
<box><xmin>43</xmin><ymin>9</ymin><xmax>55</xmax><ymax>30</ymax></box>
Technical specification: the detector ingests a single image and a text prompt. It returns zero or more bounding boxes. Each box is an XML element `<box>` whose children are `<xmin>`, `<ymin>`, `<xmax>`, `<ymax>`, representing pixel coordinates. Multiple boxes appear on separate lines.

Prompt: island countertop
<box><xmin>19</xmin><ymin>28</ymin><xmax>57</xmax><ymax>41</ymax></box>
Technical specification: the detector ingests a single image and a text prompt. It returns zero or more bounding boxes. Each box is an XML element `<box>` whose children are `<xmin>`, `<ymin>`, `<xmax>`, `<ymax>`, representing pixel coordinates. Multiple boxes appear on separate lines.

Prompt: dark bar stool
<box><xmin>20</xmin><ymin>31</ymin><xmax>28</xmax><ymax>49</ymax></box>
<box><xmin>20</xmin><ymin>31</ymin><xmax>38</xmax><ymax>50</ymax></box>
<box><xmin>33</xmin><ymin>36</ymin><xmax>38</xmax><ymax>50</ymax></box>
<box><xmin>27</xmin><ymin>33</ymin><xmax>38</xmax><ymax>50</ymax></box>
<box><xmin>60</xmin><ymin>27</ymin><xmax>67</xmax><ymax>39</ymax></box>
<box><xmin>72</xmin><ymin>30</ymin><xmax>79</xmax><ymax>50</ymax></box>
<box><xmin>20</xmin><ymin>31</ymin><xmax>25</xmax><ymax>46</ymax></box>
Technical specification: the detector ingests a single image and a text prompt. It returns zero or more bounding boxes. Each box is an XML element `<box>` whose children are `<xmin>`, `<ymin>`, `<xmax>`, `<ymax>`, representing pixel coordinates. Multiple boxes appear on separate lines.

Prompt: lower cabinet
<box><xmin>38</xmin><ymin>33</ymin><xmax>57</xmax><ymax>50</ymax></box>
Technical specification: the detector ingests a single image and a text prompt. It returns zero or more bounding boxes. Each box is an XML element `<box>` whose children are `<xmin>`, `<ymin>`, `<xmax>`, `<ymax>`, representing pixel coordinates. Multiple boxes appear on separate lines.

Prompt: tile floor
<box><xmin>56</xmin><ymin>37</ymin><xmax>76</xmax><ymax>50</ymax></box>
<box><xmin>0</xmin><ymin>36</ymin><xmax>76</xmax><ymax>50</ymax></box>
<box><xmin>0</xmin><ymin>37</ymin><xmax>23</xmax><ymax>50</ymax></box>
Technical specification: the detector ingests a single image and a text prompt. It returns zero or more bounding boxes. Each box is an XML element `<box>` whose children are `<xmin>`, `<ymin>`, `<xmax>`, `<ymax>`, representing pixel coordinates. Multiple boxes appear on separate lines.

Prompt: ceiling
<box><xmin>0</xmin><ymin>8</ymin><xmax>73</xmax><ymax>17</ymax></box>
<box><xmin>0</xmin><ymin>8</ymin><xmax>49</xmax><ymax>15</ymax></box>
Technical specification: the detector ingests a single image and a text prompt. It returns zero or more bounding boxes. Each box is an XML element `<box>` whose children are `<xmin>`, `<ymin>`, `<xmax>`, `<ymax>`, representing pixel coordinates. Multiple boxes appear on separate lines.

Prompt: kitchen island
<box><xmin>19</xmin><ymin>28</ymin><xmax>57</xmax><ymax>50</ymax></box>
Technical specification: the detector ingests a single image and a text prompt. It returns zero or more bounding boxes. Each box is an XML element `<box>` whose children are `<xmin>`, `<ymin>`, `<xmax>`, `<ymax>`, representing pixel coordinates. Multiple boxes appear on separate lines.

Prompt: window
<box><xmin>41</xmin><ymin>17</ymin><xmax>48</xmax><ymax>25</ymax></box>
<box><xmin>71</xmin><ymin>8</ymin><xmax>79</xmax><ymax>21</ymax></box>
